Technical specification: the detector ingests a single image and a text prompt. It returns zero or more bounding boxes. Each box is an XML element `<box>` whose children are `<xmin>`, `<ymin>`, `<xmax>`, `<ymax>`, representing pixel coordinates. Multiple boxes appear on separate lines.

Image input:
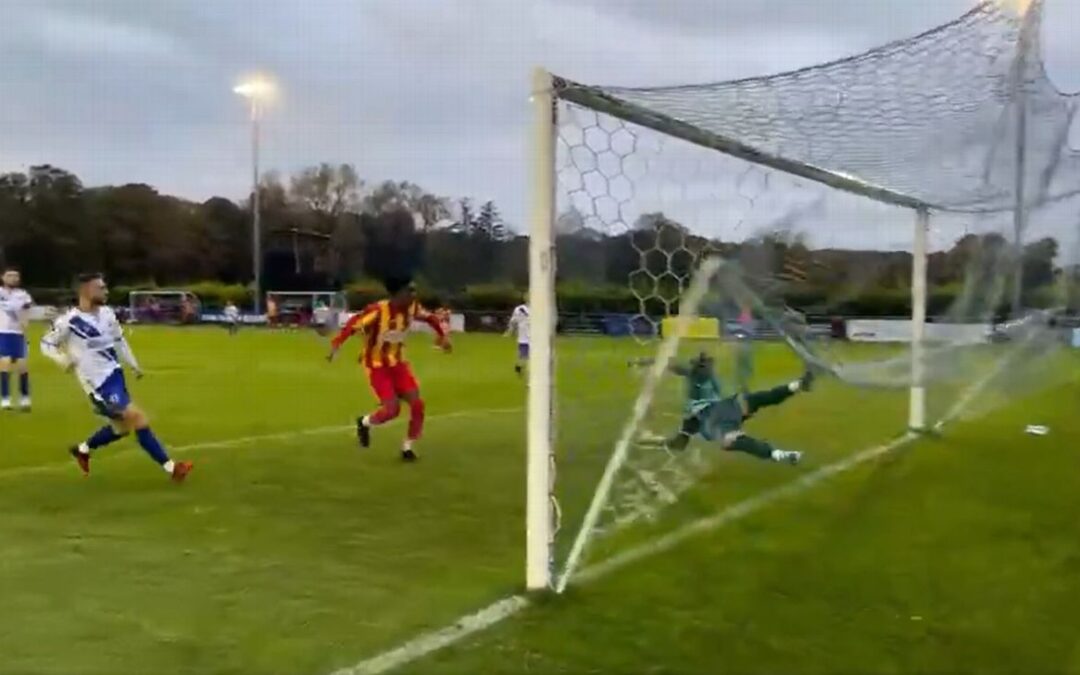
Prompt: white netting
<box><xmin>544</xmin><ymin>0</ymin><xmax>1079</xmax><ymax>592</ymax></box>
<box><xmin>554</xmin><ymin>0</ymin><xmax>1080</xmax><ymax>214</ymax></box>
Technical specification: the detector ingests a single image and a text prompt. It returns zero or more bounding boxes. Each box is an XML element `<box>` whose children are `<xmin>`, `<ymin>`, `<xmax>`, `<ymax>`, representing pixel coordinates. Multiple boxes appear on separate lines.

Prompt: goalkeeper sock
<box><xmin>82</xmin><ymin>425</ymin><xmax>125</xmax><ymax>454</ymax></box>
<box><xmin>744</xmin><ymin>384</ymin><xmax>795</xmax><ymax>415</ymax></box>
<box><xmin>0</xmin><ymin>372</ymin><xmax>8</xmax><ymax>401</ymax></box>
<box><xmin>407</xmin><ymin>398</ymin><xmax>425</xmax><ymax>441</ymax></box>
<box><xmin>727</xmin><ymin>435</ymin><xmax>776</xmax><ymax>461</ymax></box>
<box><xmin>135</xmin><ymin>427</ymin><xmax>171</xmax><ymax>467</ymax></box>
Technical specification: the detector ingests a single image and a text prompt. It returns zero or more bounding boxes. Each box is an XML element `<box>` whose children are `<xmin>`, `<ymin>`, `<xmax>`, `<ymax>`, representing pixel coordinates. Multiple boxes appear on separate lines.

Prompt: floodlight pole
<box><xmin>250</xmin><ymin>98</ymin><xmax>263</xmax><ymax>317</ymax></box>
<box><xmin>526</xmin><ymin>67</ymin><xmax>557</xmax><ymax>591</ymax></box>
<box><xmin>909</xmin><ymin>208</ymin><xmax>929</xmax><ymax>432</ymax></box>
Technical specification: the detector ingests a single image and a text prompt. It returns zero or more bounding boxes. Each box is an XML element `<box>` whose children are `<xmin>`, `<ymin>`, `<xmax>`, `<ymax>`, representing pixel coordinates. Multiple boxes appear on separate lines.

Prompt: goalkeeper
<box><xmin>651</xmin><ymin>352</ymin><xmax>813</xmax><ymax>465</ymax></box>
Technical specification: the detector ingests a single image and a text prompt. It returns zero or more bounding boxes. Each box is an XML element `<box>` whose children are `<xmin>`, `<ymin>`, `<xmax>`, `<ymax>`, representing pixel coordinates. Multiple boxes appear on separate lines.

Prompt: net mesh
<box><xmin>545</xmin><ymin>0</ymin><xmax>1079</xmax><ymax>592</ymax></box>
<box><xmin>554</xmin><ymin>0</ymin><xmax>1080</xmax><ymax>214</ymax></box>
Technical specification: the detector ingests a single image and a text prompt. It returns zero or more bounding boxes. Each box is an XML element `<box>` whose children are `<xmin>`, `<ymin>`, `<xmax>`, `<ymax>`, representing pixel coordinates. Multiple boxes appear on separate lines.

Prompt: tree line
<box><xmin>0</xmin><ymin>163</ymin><xmax>1074</xmax><ymax>315</ymax></box>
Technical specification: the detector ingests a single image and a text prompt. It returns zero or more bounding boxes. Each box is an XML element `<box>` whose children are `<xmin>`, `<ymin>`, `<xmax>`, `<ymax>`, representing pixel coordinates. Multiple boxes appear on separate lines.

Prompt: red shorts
<box><xmin>367</xmin><ymin>363</ymin><xmax>419</xmax><ymax>401</ymax></box>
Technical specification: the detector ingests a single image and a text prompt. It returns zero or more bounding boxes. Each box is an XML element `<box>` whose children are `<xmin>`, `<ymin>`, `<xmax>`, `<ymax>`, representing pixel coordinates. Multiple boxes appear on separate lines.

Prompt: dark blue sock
<box><xmin>18</xmin><ymin>372</ymin><xmax>29</xmax><ymax>398</ymax></box>
<box><xmin>135</xmin><ymin>427</ymin><xmax>170</xmax><ymax>465</ymax></box>
<box><xmin>0</xmin><ymin>372</ymin><xmax>9</xmax><ymax>400</ymax></box>
<box><xmin>86</xmin><ymin>425</ymin><xmax>124</xmax><ymax>450</ymax></box>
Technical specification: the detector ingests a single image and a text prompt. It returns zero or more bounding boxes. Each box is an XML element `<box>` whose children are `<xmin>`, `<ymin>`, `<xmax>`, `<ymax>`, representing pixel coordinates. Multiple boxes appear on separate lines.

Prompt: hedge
<box><xmin>24</xmin><ymin>279</ymin><xmax>1069</xmax><ymax>318</ymax></box>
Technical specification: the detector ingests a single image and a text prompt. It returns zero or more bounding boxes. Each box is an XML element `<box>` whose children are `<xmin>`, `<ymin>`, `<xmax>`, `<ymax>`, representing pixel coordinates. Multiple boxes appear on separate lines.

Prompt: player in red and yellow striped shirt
<box><xmin>327</xmin><ymin>277</ymin><xmax>450</xmax><ymax>461</ymax></box>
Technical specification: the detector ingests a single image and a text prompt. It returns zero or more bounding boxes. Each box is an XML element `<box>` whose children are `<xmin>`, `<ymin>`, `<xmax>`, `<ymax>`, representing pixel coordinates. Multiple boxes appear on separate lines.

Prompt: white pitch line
<box><xmin>329</xmin><ymin>596</ymin><xmax>531</xmax><ymax>675</ymax></box>
<box><xmin>0</xmin><ymin>406</ymin><xmax>522</xmax><ymax>481</ymax></box>
<box><xmin>338</xmin><ymin>431</ymin><xmax>919</xmax><ymax>675</ymax></box>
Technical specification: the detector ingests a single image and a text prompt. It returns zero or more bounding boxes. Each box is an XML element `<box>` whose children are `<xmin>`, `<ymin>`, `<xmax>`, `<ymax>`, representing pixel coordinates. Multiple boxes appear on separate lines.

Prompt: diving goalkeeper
<box><xmin>647</xmin><ymin>352</ymin><xmax>813</xmax><ymax>465</ymax></box>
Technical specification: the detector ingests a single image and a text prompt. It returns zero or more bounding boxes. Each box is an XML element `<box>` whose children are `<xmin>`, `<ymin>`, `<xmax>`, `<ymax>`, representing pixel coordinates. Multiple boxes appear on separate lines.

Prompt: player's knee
<box><xmin>15</xmin><ymin>359</ymin><xmax>28</xmax><ymax>374</ymax></box>
<box><xmin>123</xmin><ymin>405</ymin><xmax>149</xmax><ymax>430</ymax></box>
<box><xmin>721</xmin><ymin>431</ymin><xmax>743</xmax><ymax>450</ymax></box>
<box><xmin>409</xmin><ymin>397</ymin><xmax>425</xmax><ymax>416</ymax></box>
<box><xmin>382</xmin><ymin>400</ymin><xmax>402</xmax><ymax>419</ymax></box>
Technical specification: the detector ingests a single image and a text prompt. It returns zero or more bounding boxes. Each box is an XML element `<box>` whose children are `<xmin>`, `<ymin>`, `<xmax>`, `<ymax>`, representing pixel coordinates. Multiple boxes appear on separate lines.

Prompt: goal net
<box><xmin>129</xmin><ymin>290</ymin><xmax>201</xmax><ymax>325</ymax></box>
<box><xmin>266</xmin><ymin>291</ymin><xmax>348</xmax><ymax>329</ymax></box>
<box><xmin>528</xmin><ymin>0</ymin><xmax>1080</xmax><ymax>593</ymax></box>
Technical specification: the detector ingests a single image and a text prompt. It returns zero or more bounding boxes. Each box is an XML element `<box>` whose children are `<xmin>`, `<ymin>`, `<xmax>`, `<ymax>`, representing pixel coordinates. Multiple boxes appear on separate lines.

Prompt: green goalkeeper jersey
<box><xmin>674</xmin><ymin>359</ymin><xmax>745</xmax><ymax>441</ymax></box>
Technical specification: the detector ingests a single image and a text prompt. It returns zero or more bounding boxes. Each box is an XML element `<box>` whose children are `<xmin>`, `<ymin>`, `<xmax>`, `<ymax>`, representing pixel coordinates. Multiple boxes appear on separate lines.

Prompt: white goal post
<box><xmin>527</xmin><ymin>0</ymin><xmax>1055</xmax><ymax>592</ymax></box>
<box><xmin>526</xmin><ymin>67</ymin><xmax>933</xmax><ymax>592</ymax></box>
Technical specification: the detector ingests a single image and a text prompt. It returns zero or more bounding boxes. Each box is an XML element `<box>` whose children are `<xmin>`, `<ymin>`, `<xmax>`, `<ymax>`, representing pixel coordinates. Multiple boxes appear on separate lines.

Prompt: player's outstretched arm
<box><xmin>416</xmin><ymin>306</ymin><xmax>451</xmax><ymax>353</ymax></box>
<box><xmin>40</xmin><ymin>317</ymin><xmax>73</xmax><ymax>370</ymax></box>
<box><xmin>326</xmin><ymin>309</ymin><xmax>376</xmax><ymax>361</ymax></box>
<box><xmin>111</xmin><ymin>316</ymin><xmax>143</xmax><ymax>377</ymax></box>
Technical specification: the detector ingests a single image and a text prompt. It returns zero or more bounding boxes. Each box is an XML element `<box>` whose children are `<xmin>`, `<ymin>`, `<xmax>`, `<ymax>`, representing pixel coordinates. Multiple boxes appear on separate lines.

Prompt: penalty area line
<box><xmin>0</xmin><ymin>406</ymin><xmax>521</xmax><ymax>481</ymax></box>
<box><xmin>335</xmin><ymin>432</ymin><xmax>918</xmax><ymax>675</ymax></box>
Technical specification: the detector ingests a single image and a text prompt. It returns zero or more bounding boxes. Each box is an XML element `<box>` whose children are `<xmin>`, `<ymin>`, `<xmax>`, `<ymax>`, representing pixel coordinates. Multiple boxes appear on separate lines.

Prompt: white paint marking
<box><xmin>0</xmin><ymin>407</ymin><xmax>521</xmax><ymax>481</ymax></box>
<box><xmin>338</xmin><ymin>432</ymin><xmax>918</xmax><ymax>675</ymax></box>
<box><xmin>330</xmin><ymin>596</ymin><xmax>530</xmax><ymax>675</ymax></box>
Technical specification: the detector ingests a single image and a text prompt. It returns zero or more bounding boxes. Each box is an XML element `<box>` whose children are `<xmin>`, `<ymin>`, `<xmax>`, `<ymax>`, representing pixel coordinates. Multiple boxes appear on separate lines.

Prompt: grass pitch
<box><xmin>1</xmin><ymin>326</ymin><xmax>1077</xmax><ymax>674</ymax></box>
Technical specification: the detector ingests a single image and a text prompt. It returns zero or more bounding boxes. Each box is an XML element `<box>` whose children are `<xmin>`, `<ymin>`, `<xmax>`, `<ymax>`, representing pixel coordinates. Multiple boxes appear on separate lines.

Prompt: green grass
<box><xmin>1</xmin><ymin>326</ymin><xmax>1078</xmax><ymax>674</ymax></box>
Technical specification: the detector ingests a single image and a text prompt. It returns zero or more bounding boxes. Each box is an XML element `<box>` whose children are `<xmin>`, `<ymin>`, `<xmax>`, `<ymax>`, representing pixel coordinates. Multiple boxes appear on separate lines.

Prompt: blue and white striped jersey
<box><xmin>40</xmin><ymin>307</ymin><xmax>140</xmax><ymax>393</ymax></box>
<box><xmin>0</xmin><ymin>288</ymin><xmax>33</xmax><ymax>335</ymax></box>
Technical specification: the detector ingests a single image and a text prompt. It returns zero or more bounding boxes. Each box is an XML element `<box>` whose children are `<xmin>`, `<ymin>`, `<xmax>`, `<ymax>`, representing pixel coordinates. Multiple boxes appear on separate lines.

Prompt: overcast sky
<box><xmin>2</xmin><ymin>0</ymin><xmax>1079</xmax><ymax>249</ymax></box>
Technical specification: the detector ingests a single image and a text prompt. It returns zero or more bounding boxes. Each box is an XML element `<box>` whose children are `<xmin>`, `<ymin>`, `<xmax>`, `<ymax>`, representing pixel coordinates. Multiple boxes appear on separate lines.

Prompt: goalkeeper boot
<box><xmin>773</xmin><ymin>449</ymin><xmax>802</xmax><ymax>466</ymax></box>
<box><xmin>69</xmin><ymin>446</ymin><xmax>91</xmax><ymax>476</ymax></box>
<box><xmin>799</xmin><ymin>368</ymin><xmax>816</xmax><ymax>392</ymax></box>
<box><xmin>356</xmin><ymin>417</ymin><xmax>371</xmax><ymax>449</ymax></box>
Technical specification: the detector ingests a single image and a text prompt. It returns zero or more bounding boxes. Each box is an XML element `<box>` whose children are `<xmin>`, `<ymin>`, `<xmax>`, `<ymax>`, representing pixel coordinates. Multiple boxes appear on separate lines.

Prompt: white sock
<box><xmin>362</xmin><ymin>415</ymin><xmax>371</xmax><ymax>428</ymax></box>
<box><xmin>403</xmin><ymin>439</ymin><xmax>414</xmax><ymax>452</ymax></box>
<box><xmin>770</xmin><ymin>449</ymin><xmax>786</xmax><ymax>462</ymax></box>
<box><xmin>788</xmin><ymin>380</ymin><xmax>801</xmax><ymax>393</ymax></box>
<box><xmin>162</xmin><ymin>460</ymin><xmax>175</xmax><ymax>474</ymax></box>
<box><xmin>78</xmin><ymin>442</ymin><xmax>91</xmax><ymax>456</ymax></box>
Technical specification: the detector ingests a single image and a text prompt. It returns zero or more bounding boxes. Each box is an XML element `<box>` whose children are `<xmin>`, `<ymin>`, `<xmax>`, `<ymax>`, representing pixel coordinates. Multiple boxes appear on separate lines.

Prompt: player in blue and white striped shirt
<box><xmin>40</xmin><ymin>273</ymin><xmax>193</xmax><ymax>482</ymax></box>
<box><xmin>0</xmin><ymin>266</ymin><xmax>33</xmax><ymax>411</ymax></box>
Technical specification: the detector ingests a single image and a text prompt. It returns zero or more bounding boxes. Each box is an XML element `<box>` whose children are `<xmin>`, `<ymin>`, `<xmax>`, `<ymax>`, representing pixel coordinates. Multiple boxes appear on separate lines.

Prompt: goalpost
<box><xmin>265</xmin><ymin>291</ymin><xmax>348</xmax><ymax>328</ymax></box>
<box><xmin>129</xmin><ymin>290</ymin><xmax>201</xmax><ymax>324</ymax></box>
<box><xmin>527</xmin><ymin>0</ymin><xmax>1073</xmax><ymax>592</ymax></box>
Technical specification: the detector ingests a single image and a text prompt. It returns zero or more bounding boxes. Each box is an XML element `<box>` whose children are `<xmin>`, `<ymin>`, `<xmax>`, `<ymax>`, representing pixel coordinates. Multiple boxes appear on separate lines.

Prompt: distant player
<box><xmin>40</xmin><ymin>273</ymin><xmax>193</xmax><ymax>481</ymax></box>
<box><xmin>326</xmin><ymin>276</ymin><xmax>451</xmax><ymax>461</ymax></box>
<box><xmin>0</xmin><ymin>266</ymin><xmax>33</xmax><ymax>411</ymax></box>
<box><xmin>266</xmin><ymin>294</ymin><xmax>280</xmax><ymax>329</ymax></box>
<box><xmin>505</xmin><ymin>300</ymin><xmax>529</xmax><ymax>376</ymax></box>
<box><xmin>223</xmin><ymin>300</ymin><xmax>241</xmax><ymax>336</ymax></box>
<box><xmin>647</xmin><ymin>352</ymin><xmax>812</xmax><ymax>465</ymax></box>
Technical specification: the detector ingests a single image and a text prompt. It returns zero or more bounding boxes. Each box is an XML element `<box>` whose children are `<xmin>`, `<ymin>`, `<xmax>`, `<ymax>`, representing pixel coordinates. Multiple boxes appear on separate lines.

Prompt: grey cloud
<box><xmin>2</xmin><ymin>0</ymin><xmax>1079</xmax><ymax>244</ymax></box>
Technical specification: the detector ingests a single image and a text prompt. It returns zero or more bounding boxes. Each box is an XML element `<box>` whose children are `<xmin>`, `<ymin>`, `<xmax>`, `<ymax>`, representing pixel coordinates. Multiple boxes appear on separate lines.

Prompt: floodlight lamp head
<box><xmin>233</xmin><ymin>77</ymin><xmax>276</xmax><ymax>100</ymax></box>
<box><xmin>995</xmin><ymin>0</ymin><xmax>1035</xmax><ymax>17</ymax></box>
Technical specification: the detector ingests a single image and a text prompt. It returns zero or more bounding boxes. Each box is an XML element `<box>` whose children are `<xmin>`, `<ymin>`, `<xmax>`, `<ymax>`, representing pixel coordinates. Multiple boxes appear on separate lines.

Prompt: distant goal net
<box><xmin>129</xmin><ymin>290</ymin><xmax>201</xmax><ymax>325</ymax></box>
<box><xmin>266</xmin><ymin>291</ymin><xmax>348</xmax><ymax>330</ymax></box>
<box><xmin>527</xmin><ymin>0</ymin><xmax>1080</xmax><ymax>593</ymax></box>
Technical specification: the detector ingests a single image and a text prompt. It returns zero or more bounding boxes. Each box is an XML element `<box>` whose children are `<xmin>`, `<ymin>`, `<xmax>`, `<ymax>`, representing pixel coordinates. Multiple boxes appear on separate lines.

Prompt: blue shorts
<box><xmin>89</xmin><ymin>369</ymin><xmax>131</xmax><ymax>420</ymax></box>
<box><xmin>0</xmin><ymin>333</ymin><xmax>27</xmax><ymax>360</ymax></box>
<box><xmin>517</xmin><ymin>343</ymin><xmax>529</xmax><ymax>360</ymax></box>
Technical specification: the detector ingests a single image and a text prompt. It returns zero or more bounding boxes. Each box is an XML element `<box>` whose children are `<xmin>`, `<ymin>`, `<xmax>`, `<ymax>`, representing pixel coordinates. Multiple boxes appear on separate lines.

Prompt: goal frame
<box><xmin>128</xmin><ymin>290</ymin><xmax>202</xmax><ymax>324</ymax></box>
<box><xmin>528</xmin><ymin>23</ymin><xmax>1035</xmax><ymax>586</ymax></box>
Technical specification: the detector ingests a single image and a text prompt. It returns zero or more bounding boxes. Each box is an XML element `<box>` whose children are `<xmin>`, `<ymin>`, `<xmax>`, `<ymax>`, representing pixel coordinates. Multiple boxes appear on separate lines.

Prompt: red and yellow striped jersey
<box><xmin>331</xmin><ymin>300</ymin><xmax>446</xmax><ymax>368</ymax></box>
